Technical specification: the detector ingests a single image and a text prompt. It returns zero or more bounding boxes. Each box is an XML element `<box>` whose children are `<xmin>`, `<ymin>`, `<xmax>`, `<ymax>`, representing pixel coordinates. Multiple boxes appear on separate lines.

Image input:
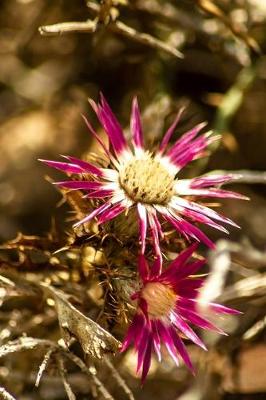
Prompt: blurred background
<box><xmin>0</xmin><ymin>0</ymin><xmax>266</xmax><ymax>399</ymax></box>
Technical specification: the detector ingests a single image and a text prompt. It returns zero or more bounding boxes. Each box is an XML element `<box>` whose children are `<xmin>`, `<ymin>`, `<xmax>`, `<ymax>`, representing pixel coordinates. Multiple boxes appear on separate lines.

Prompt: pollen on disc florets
<box><xmin>141</xmin><ymin>282</ymin><xmax>176</xmax><ymax>318</ymax></box>
<box><xmin>119</xmin><ymin>153</ymin><xmax>175</xmax><ymax>205</ymax></box>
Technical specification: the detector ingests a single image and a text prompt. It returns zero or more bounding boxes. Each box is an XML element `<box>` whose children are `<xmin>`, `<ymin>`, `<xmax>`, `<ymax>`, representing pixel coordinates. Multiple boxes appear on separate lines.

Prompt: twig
<box><xmin>243</xmin><ymin>315</ymin><xmax>266</xmax><ymax>341</ymax></box>
<box><xmin>63</xmin><ymin>352</ymin><xmax>115</xmax><ymax>400</ymax></box>
<box><xmin>111</xmin><ymin>21</ymin><xmax>183</xmax><ymax>59</ymax></box>
<box><xmin>57</xmin><ymin>355</ymin><xmax>76</xmax><ymax>400</ymax></box>
<box><xmin>35</xmin><ymin>348</ymin><xmax>54</xmax><ymax>387</ymax></box>
<box><xmin>0</xmin><ymin>387</ymin><xmax>16</xmax><ymax>400</ymax></box>
<box><xmin>39</xmin><ymin>20</ymin><xmax>97</xmax><ymax>36</ymax></box>
<box><xmin>104</xmin><ymin>357</ymin><xmax>135</xmax><ymax>400</ymax></box>
<box><xmin>210</xmin><ymin>170</ymin><xmax>266</xmax><ymax>185</ymax></box>
<box><xmin>39</xmin><ymin>7</ymin><xmax>183</xmax><ymax>59</ymax></box>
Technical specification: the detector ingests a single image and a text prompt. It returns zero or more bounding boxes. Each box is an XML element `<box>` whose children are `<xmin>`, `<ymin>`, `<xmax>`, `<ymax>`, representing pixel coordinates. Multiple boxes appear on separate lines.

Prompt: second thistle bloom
<box><xmin>121</xmin><ymin>244</ymin><xmax>240</xmax><ymax>382</ymax></box>
<box><xmin>40</xmin><ymin>94</ymin><xmax>246</xmax><ymax>255</ymax></box>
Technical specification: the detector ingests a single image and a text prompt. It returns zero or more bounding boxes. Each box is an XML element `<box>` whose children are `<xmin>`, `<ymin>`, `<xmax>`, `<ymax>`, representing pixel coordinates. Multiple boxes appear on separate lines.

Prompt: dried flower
<box><xmin>39</xmin><ymin>94</ymin><xmax>246</xmax><ymax>257</ymax></box>
<box><xmin>121</xmin><ymin>244</ymin><xmax>239</xmax><ymax>382</ymax></box>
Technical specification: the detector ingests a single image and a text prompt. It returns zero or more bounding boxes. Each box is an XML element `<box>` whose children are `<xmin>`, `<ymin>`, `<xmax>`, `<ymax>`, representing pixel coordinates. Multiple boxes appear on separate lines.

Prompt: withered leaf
<box><xmin>41</xmin><ymin>283</ymin><xmax>120</xmax><ymax>359</ymax></box>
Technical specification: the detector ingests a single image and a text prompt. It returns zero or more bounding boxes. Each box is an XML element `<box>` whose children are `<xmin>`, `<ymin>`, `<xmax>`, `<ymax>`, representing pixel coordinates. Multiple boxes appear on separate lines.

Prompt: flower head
<box><xmin>39</xmin><ymin>94</ymin><xmax>246</xmax><ymax>257</ymax></box>
<box><xmin>121</xmin><ymin>244</ymin><xmax>239</xmax><ymax>382</ymax></box>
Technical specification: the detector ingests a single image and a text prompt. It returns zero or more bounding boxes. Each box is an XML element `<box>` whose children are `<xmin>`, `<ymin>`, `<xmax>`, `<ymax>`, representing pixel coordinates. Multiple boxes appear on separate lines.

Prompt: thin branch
<box><xmin>104</xmin><ymin>358</ymin><xmax>135</xmax><ymax>400</ymax></box>
<box><xmin>0</xmin><ymin>338</ymin><xmax>115</xmax><ymax>400</ymax></box>
<box><xmin>63</xmin><ymin>352</ymin><xmax>115</xmax><ymax>400</ymax></box>
<box><xmin>0</xmin><ymin>387</ymin><xmax>16</xmax><ymax>400</ymax></box>
<box><xmin>57</xmin><ymin>355</ymin><xmax>76</xmax><ymax>400</ymax></box>
<box><xmin>35</xmin><ymin>348</ymin><xmax>54</xmax><ymax>387</ymax></box>
<box><xmin>111</xmin><ymin>21</ymin><xmax>183</xmax><ymax>58</ymax></box>
<box><xmin>211</xmin><ymin>170</ymin><xmax>266</xmax><ymax>185</ymax></box>
<box><xmin>39</xmin><ymin>20</ymin><xmax>97</xmax><ymax>36</ymax></box>
<box><xmin>39</xmin><ymin>7</ymin><xmax>183</xmax><ymax>59</ymax></box>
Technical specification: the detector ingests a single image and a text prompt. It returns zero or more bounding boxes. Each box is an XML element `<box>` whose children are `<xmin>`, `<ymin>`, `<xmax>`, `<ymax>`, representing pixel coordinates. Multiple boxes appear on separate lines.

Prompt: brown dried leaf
<box><xmin>41</xmin><ymin>284</ymin><xmax>120</xmax><ymax>359</ymax></box>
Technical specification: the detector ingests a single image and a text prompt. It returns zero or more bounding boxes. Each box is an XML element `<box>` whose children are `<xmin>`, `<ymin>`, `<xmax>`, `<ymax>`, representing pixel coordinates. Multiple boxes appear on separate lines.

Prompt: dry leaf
<box><xmin>41</xmin><ymin>284</ymin><xmax>120</xmax><ymax>359</ymax></box>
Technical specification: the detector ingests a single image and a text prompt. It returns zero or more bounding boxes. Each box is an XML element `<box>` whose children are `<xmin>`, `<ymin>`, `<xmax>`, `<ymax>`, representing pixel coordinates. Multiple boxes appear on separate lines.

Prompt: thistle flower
<box><xmin>121</xmin><ymin>244</ymin><xmax>239</xmax><ymax>382</ymax></box>
<box><xmin>39</xmin><ymin>94</ymin><xmax>246</xmax><ymax>256</ymax></box>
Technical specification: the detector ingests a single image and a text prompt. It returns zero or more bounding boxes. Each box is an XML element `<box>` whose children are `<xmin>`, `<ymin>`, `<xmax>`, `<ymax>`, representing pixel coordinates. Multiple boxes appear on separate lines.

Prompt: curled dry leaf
<box><xmin>41</xmin><ymin>283</ymin><xmax>120</xmax><ymax>359</ymax></box>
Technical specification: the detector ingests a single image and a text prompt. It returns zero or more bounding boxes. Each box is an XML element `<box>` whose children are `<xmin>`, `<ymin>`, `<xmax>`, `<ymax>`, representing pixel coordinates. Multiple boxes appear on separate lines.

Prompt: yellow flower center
<box><xmin>141</xmin><ymin>282</ymin><xmax>176</xmax><ymax>318</ymax></box>
<box><xmin>119</xmin><ymin>154</ymin><xmax>174</xmax><ymax>205</ymax></box>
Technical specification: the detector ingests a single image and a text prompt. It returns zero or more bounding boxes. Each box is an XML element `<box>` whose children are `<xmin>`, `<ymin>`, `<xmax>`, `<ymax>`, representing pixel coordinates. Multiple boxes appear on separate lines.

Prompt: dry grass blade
<box><xmin>197</xmin><ymin>240</ymin><xmax>231</xmax><ymax>313</ymax></box>
<box><xmin>39</xmin><ymin>20</ymin><xmax>97</xmax><ymax>36</ymax></box>
<box><xmin>219</xmin><ymin>273</ymin><xmax>266</xmax><ymax>303</ymax></box>
<box><xmin>56</xmin><ymin>355</ymin><xmax>76</xmax><ymax>400</ymax></box>
<box><xmin>35</xmin><ymin>348</ymin><xmax>54</xmax><ymax>387</ymax></box>
<box><xmin>0</xmin><ymin>387</ymin><xmax>16</xmax><ymax>400</ymax></box>
<box><xmin>41</xmin><ymin>283</ymin><xmax>121</xmax><ymax>359</ymax></box>
<box><xmin>104</xmin><ymin>358</ymin><xmax>135</xmax><ymax>400</ymax></box>
<box><xmin>0</xmin><ymin>338</ymin><xmax>115</xmax><ymax>400</ymax></box>
<box><xmin>0</xmin><ymin>337</ymin><xmax>51</xmax><ymax>358</ymax></box>
<box><xmin>110</xmin><ymin>21</ymin><xmax>183</xmax><ymax>58</ymax></box>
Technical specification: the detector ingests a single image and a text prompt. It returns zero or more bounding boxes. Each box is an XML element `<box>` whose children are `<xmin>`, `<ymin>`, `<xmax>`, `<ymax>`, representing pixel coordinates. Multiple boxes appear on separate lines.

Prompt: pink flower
<box><xmin>39</xmin><ymin>94</ymin><xmax>246</xmax><ymax>257</ymax></box>
<box><xmin>121</xmin><ymin>244</ymin><xmax>239</xmax><ymax>382</ymax></box>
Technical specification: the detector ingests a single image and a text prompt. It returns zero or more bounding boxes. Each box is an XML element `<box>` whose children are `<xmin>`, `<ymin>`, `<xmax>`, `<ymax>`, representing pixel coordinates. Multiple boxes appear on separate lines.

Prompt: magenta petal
<box><xmin>209</xmin><ymin>302</ymin><xmax>241</xmax><ymax>315</ymax></box>
<box><xmin>178</xmin><ymin>307</ymin><xmax>225</xmax><ymax>335</ymax></box>
<box><xmin>138</xmin><ymin>254</ymin><xmax>149</xmax><ymax>281</ymax></box>
<box><xmin>81</xmin><ymin>114</ymin><xmax>111</xmax><ymax>159</ymax></box>
<box><xmin>62</xmin><ymin>155</ymin><xmax>104</xmax><ymax>176</ymax></box>
<box><xmin>166</xmin><ymin>122</ymin><xmax>206</xmax><ymax>158</ymax></box>
<box><xmin>159</xmin><ymin>107</ymin><xmax>184</xmax><ymax>154</ymax></box>
<box><xmin>131</xmin><ymin>97</ymin><xmax>144</xmax><ymax>150</ymax></box>
<box><xmin>169</xmin><ymin>135</ymin><xmax>209</xmax><ymax>169</ymax></box>
<box><xmin>148</xmin><ymin>211</ymin><xmax>163</xmax><ymax>264</ymax></box>
<box><xmin>97</xmin><ymin>202</ymin><xmax>125</xmax><ymax>224</ymax></box>
<box><xmin>137</xmin><ymin>203</ymin><xmax>147</xmax><ymax>254</ymax></box>
<box><xmin>54</xmin><ymin>180</ymin><xmax>104</xmax><ymax>190</ymax></box>
<box><xmin>160</xmin><ymin>243</ymin><xmax>199</xmax><ymax>280</ymax></box>
<box><xmin>139</xmin><ymin>298</ymin><xmax>149</xmax><ymax>321</ymax></box>
<box><xmin>182</xmin><ymin>208</ymin><xmax>229</xmax><ymax>233</ymax></box>
<box><xmin>141</xmin><ymin>333</ymin><xmax>152</xmax><ymax>384</ymax></box>
<box><xmin>169</xmin><ymin>327</ymin><xmax>194</xmax><ymax>373</ymax></box>
<box><xmin>187</xmin><ymin>187</ymin><xmax>248</xmax><ymax>200</ymax></box>
<box><xmin>149</xmin><ymin>257</ymin><xmax>162</xmax><ymax>280</ymax></box>
<box><xmin>191</xmin><ymin>174</ymin><xmax>235</xmax><ymax>188</ymax></box>
<box><xmin>166</xmin><ymin>123</ymin><xmax>209</xmax><ymax>169</ymax></box>
<box><xmin>171</xmin><ymin>312</ymin><xmax>207</xmax><ymax>350</ymax></box>
<box><xmin>156</xmin><ymin>320</ymin><xmax>179</xmax><ymax>366</ymax></box>
<box><xmin>95</xmin><ymin>94</ymin><xmax>129</xmax><ymax>157</ymax></box>
<box><xmin>121</xmin><ymin>313</ymin><xmax>145</xmax><ymax>352</ymax></box>
<box><xmin>84</xmin><ymin>189</ymin><xmax>114</xmax><ymax>198</ymax></box>
<box><xmin>174</xmin><ymin>260</ymin><xmax>205</xmax><ymax>281</ymax></box>
<box><xmin>176</xmin><ymin>278</ymin><xmax>205</xmax><ymax>297</ymax></box>
<box><xmin>39</xmin><ymin>159</ymin><xmax>84</xmax><ymax>174</ymax></box>
<box><xmin>137</xmin><ymin>327</ymin><xmax>149</xmax><ymax>373</ymax></box>
<box><xmin>73</xmin><ymin>202</ymin><xmax>110</xmax><ymax>227</ymax></box>
<box><xmin>151</xmin><ymin>320</ymin><xmax>161</xmax><ymax>362</ymax></box>
<box><xmin>165</xmin><ymin>213</ymin><xmax>215</xmax><ymax>249</ymax></box>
